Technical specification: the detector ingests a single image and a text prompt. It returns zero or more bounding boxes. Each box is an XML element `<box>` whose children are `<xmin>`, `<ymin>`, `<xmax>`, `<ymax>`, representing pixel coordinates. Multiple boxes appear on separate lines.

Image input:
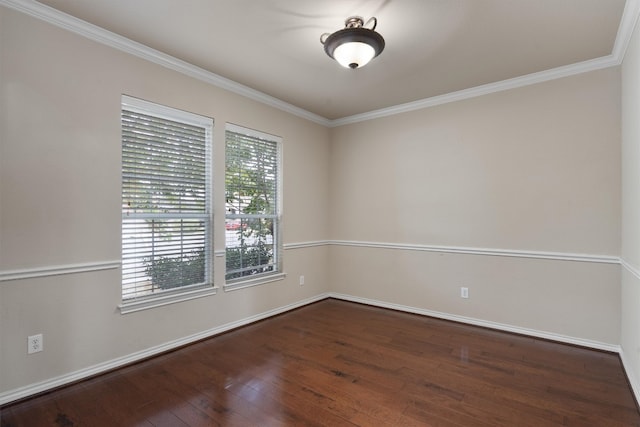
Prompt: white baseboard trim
<box><xmin>0</xmin><ymin>293</ymin><xmax>330</xmax><ymax>406</ymax></box>
<box><xmin>1</xmin><ymin>291</ymin><xmax>633</xmax><ymax>406</ymax></box>
<box><xmin>620</xmin><ymin>346</ymin><xmax>640</xmax><ymax>406</ymax></box>
<box><xmin>334</xmin><ymin>290</ymin><xmax>636</xmax><ymax>404</ymax></box>
<box><xmin>328</xmin><ymin>292</ymin><xmax>620</xmax><ymax>353</ymax></box>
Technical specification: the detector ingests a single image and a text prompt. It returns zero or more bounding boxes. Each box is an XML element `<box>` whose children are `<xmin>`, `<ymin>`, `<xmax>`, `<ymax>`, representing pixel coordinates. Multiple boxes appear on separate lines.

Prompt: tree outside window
<box><xmin>225</xmin><ymin>125</ymin><xmax>281</xmax><ymax>282</ymax></box>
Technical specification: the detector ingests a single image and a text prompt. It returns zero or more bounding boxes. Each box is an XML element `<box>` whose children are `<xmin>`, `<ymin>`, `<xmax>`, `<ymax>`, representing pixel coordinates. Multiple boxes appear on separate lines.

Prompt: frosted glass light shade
<box><xmin>334</xmin><ymin>42</ymin><xmax>376</xmax><ymax>69</ymax></box>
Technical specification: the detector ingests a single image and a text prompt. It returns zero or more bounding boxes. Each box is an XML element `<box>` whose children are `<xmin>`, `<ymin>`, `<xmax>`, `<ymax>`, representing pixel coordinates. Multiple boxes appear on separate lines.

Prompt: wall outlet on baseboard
<box><xmin>460</xmin><ymin>287</ymin><xmax>469</xmax><ymax>299</ymax></box>
<box><xmin>299</xmin><ymin>275</ymin><xmax>305</xmax><ymax>286</ymax></box>
<box><xmin>28</xmin><ymin>334</ymin><xmax>43</xmax><ymax>354</ymax></box>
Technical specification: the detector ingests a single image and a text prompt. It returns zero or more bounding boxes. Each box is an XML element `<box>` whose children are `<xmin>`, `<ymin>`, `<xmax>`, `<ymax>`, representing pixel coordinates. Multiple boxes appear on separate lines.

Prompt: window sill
<box><xmin>118</xmin><ymin>285</ymin><xmax>218</xmax><ymax>314</ymax></box>
<box><xmin>224</xmin><ymin>272</ymin><xmax>286</xmax><ymax>292</ymax></box>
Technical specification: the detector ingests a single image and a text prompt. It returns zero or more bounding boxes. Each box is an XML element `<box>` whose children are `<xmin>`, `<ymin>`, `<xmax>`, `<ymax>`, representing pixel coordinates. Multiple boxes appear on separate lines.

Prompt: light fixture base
<box><xmin>345</xmin><ymin>16</ymin><xmax>364</xmax><ymax>29</ymax></box>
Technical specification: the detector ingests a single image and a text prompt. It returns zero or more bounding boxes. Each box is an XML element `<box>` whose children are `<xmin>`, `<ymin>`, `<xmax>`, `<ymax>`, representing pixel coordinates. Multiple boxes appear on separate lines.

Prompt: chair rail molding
<box><xmin>330</xmin><ymin>240</ymin><xmax>619</xmax><ymax>264</ymax></box>
<box><xmin>0</xmin><ymin>261</ymin><xmax>120</xmax><ymax>282</ymax></box>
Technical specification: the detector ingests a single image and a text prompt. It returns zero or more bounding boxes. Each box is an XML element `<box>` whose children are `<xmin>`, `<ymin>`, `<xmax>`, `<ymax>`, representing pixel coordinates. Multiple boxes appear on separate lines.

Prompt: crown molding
<box><xmin>613</xmin><ymin>0</ymin><xmax>640</xmax><ymax>60</ymax></box>
<box><xmin>0</xmin><ymin>0</ymin><xmax>331</xmax><ymax>127</ymax></box>
<box><xmin>2</xmin><ymin>0</ymin><xmax>638</xmax><ymax>128</ymax></box>
<box><xmin>329</xmin><ymin>0</ymin><xmax>640</xmax><ymax>127</ymax></box>
<box><xmin>328</xmin><ymin>56</ymin><xmax>618</xmax><ymax>127</ymax></box>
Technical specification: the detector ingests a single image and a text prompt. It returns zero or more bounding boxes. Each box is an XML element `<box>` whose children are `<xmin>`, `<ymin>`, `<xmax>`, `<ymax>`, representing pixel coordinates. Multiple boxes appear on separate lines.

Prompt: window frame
<box><xmin>119</xmin><ymin>95</ymin><xmax>216</xmax><ymax>313</ymax></box>
<box><xmin>224</xmin><ymin>123</ymin><xmax>285</xmax><ymax>291</ymax></box>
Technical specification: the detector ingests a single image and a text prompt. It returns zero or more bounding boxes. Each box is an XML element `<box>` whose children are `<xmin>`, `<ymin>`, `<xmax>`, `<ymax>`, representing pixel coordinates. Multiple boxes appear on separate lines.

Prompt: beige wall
<box><xmin>329</xmin><ymin>68</ymin><xmax>621</xmax><ymax>344</ymax></box>
<box><xmin>621</xmin><ymin>9</ymin><xmax>640</xmax><ymax>400</ymax></box>
<box><xmin>0</xmin><ymin>3</ymin><xmax>630</xmax><ymax>403</ymax></box>
<box><xmin>0</xmin><ymin>7</ymin><xmax>330</xmax><ymax>395</ymax></box>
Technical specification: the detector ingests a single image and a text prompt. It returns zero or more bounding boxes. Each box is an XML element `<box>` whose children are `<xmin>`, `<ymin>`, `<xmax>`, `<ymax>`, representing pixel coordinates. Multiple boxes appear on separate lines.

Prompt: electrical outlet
<box><xmin>28</xmin><ymin>334</ymin><xmax>43</xmax><ymax>354</ymax></box>
<box><xmin>460</xmin><ymin>287</ymin><xmax>469</xmax><ymax>299</ymax></box>
<box><xmin>299</xmin><ymin>275</ymin><xmax>305</xmax><ymax>286</ymax></box>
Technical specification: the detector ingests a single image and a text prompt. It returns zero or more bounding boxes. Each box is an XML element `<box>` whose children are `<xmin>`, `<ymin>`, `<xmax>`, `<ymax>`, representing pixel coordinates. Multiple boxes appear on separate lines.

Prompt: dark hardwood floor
<box><xmin>1</xmin><ymin>298</ymin><xmax>639</xmax><ymax>426</ymax></box>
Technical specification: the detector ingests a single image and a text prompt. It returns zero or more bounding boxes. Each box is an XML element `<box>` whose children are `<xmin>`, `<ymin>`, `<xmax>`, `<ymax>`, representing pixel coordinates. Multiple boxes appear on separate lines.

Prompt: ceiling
<box><xmin>31</xmin><ymin>0</ymin><xmax>628</xmax><ymax>121</ymax></box>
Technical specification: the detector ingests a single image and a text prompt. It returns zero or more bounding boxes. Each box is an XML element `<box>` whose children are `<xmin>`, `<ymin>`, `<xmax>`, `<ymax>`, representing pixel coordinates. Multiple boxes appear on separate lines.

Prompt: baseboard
<box><xmin>328</xmin><ymin>292</ymin><xmax>620</xmax><ymax>352</ymax></box>
<box><xmin>333</xmin><ymin>291</ymin><xmax>638</xmax><ymax>404</ymax></box>
<box><xmin>1</xmin><ymin>291</ymin><xmax>630</xmax><ymax>406</ymax></box>
<box><xmin>0</xmin><ymin>293</ymin><xmax>331</xmax><ymax>406</ymax></box>
<box><xmin>620</xmin><ymin>346</ymin><xmax>640</xmax><ymax>407</ymax></box>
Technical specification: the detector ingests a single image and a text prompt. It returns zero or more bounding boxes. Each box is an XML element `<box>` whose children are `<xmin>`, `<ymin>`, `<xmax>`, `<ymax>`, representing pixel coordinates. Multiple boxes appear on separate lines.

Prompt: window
<box><xmin>225</xmin><ymin>124</ymin><xmax>282</xmax><ymax>287</ymax></box>
<box><xmin>121</xmin><ymin>96</ymin><xmax>213</xmax><ymax>306</ymax></box>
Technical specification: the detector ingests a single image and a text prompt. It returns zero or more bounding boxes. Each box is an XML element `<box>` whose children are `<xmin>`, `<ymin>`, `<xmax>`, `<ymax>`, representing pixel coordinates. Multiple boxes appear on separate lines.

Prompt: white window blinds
<box><xmin>225</xmin><ymin>124</ymin><xmax>281</xmax><ymax>282</ymax></box>
<box><xmin>121</xmin><ymin>96</ymin><xmax>212</xmax><ymax>300</ymax></box>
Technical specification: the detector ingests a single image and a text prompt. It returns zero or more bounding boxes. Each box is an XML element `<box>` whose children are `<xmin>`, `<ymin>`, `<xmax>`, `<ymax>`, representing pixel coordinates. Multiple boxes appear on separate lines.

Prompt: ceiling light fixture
<box><xmin>321</xmin><ymin>16</ymin><xmax>385</xmax><ymax>69</ymax></box>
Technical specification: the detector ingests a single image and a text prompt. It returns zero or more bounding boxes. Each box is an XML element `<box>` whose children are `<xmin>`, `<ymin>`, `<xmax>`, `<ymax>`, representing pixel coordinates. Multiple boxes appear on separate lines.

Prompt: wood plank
<box><xmin>1</xmin><ymin>299</ymin><xmax>638</xmax><ymax>426</ymax></box>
